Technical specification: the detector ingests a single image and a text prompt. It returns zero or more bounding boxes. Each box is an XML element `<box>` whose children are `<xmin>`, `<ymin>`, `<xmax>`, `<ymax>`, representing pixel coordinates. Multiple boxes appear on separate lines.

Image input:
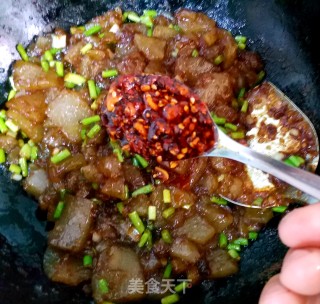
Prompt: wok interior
<box><xmin>0</xmin><ymin>0</ymin><xmax>319</xmax><ymax>303</ymax></box>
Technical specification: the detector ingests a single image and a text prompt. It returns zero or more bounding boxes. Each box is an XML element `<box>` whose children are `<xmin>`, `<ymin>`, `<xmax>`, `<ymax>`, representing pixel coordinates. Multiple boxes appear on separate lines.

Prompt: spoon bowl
<box><xmin>213</xmin><ymin>82</ymin><xmax>320</xmax><ymax>208</ymax></box>
<box><xmin>209</xmin><ymin>127</ymin><xmax>320</xmax><ymax>206</ymax></box>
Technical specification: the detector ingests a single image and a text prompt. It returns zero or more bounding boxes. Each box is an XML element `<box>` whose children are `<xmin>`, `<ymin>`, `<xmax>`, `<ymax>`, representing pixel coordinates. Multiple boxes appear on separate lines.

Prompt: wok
<box><xmin>0</xmin><ymin>0</ymin><xmax>319</xmax><ymax>303</ymax></box>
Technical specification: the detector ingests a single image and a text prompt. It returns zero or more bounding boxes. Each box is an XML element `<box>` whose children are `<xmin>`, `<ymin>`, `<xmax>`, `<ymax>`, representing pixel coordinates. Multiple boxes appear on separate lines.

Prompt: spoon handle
<box><xmin>208</xmin><ymin>130</ymin><xmax>320</xmax><ymax>202</ymax></box>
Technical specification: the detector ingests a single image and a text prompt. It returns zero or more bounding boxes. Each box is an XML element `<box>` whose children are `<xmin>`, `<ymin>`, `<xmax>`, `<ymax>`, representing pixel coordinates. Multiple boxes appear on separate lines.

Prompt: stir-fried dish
<box><xmin>0</xmin><ymin>8</ymin><xmax>316</xmax><ymax>304</ymax></box>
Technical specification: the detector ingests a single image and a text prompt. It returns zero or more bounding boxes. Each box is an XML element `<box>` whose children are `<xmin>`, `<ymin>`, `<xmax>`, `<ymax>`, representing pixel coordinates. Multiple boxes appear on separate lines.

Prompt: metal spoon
<box><xmin>102</xmin><ymin>75</ymin><xmax>320</xmax><ymax>206</ymax></box>
<box><xmin>220</xmin><ymin>82</ymin><xmax>319</xmax><ymax>208</ymax></box>
<box><xmin>209</xmin><ymin>123</ymin><xmax>320</xmax><ymax>205</ymax></box>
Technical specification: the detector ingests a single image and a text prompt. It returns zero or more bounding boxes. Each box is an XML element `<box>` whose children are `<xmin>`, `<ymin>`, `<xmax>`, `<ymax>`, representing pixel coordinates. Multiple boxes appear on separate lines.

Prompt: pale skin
<box><xmin>259</xmin><ymin>204</ymin><xmax>320</xmax><ymax>304</ymax></box>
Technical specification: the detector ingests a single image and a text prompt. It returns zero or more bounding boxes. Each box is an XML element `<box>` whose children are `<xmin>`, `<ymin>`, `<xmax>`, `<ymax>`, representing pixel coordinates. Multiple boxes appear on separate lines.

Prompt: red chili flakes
<box><xmin>101</xmin><ymin>75</ymin><xmax>215</xmax><ymax>162</ymax></box>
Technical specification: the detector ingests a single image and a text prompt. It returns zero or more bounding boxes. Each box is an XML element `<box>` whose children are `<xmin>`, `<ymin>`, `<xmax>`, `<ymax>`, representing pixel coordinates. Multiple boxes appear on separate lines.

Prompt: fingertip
<box><xmin>279</xmin><ymin>204</ymin><xmax>320</xmax><ymax>248</ymax></box>
<box><xmin>259</xmin><ymin>274</ymin><xmax>305</xmax><ymax>304</ymax></box>
<box><xmin>280</xmin><ymin>248</ymin><xmax>320</xmax><ymax>296</ymax></box>
<box><xmin>278</xmin><ymin>208</ymin><xmax>297</xmax><ymax>244</ymax></box>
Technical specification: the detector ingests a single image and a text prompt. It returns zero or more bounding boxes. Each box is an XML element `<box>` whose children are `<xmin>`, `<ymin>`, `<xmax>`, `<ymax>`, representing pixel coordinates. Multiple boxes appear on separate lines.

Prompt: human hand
<box><xmin>259</xmin><ymin>204</ymin><xmax>320</xmax><ymax>304</ymax></box>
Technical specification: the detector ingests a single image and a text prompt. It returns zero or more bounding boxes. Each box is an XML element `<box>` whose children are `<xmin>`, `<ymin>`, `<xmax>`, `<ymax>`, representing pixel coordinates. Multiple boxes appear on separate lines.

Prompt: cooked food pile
<box><xmin>0</xmin><ymin>7</ymin><xmax>312</xmax><ymax>304</ymax></box>
<box><xmin>102</xmin><ymin>74</ymin><xmax>216</xmax><ymax>163</ymax></box>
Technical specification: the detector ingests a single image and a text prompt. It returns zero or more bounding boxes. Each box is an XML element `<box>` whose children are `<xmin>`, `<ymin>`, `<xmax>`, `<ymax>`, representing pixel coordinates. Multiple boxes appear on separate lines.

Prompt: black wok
<box><xmin>0</xmin><ymin>0</ymin><xmax>319</xmax><ymax>303</ymax></box>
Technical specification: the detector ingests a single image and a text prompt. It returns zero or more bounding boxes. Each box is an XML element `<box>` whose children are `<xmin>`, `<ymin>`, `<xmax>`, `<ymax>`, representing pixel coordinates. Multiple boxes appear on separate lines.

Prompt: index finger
<box><xmin>279</xmin><ymin>203</ymin><xmax>320</xmax><ymax>248</ymax></box>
